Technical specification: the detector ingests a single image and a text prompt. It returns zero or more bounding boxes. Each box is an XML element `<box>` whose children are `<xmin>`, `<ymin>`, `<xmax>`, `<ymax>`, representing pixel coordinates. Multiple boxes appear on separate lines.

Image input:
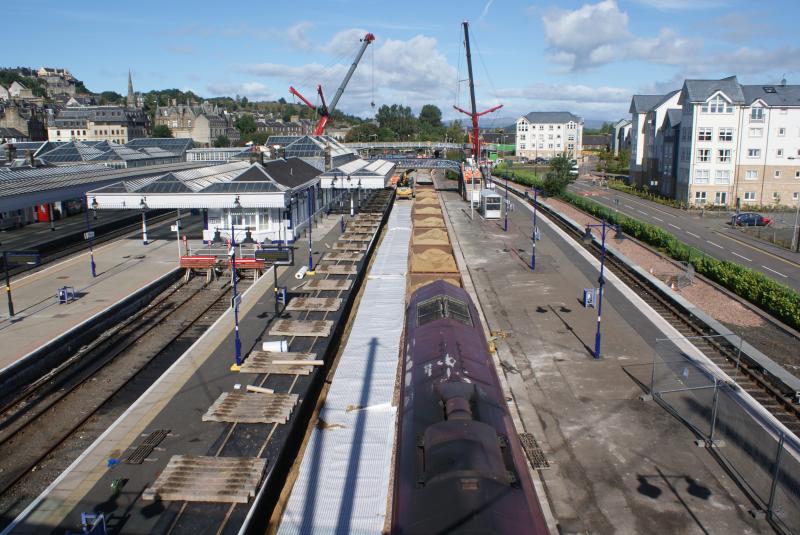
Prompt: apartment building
<box><xmin>515</xmin><ymin>111</ymin><xmax>583</xmax><ymax>159</ymax></box>
<box><xmin>47</xmin><ymin>105</ymin><xmax>149</xmax><ymax>143</ymax></box>
<box><xmin>154</xmin><ymin>101</ymin><xmax>234</xmax><ymax>147</ymax></box>
<box><xmin>676</xmin><ymin>76</ymin><xmax>800</xmax><ymax>208</ymax></box>
<box><xmin>629</xmin><ymin>76</ymin><xmax>800</xmax><ymax>209</ymax></box>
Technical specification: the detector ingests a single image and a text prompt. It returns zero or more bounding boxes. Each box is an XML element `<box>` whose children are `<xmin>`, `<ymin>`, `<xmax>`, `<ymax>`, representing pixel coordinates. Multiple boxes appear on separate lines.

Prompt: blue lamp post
<box><xmin>582</xmin><ymin>219</ymin><xmax>624</xmax><ymax>359</ymax></box>
<box><xmin>307</xmin><ymin>188</ymin><xmax>314</xmax><ymax>270</ymax></box>
<box><xmin>86</xmin><ymin>197</ymin><xmax>97</xmax><ymax>277</ymax></box>
<box><xmin>530</xmin><ymin>188</ymin><xmax>539</xmax><ymax>271</ymax></box>
<box><xmin>231</xmin><ymin>196</ymin><xmax>243</xmax><ymax>368</ymax></box>
<box><xmin>503</xmin><ymin>171</ymin><xmax>510</xmax><ymax>232</ymax></box>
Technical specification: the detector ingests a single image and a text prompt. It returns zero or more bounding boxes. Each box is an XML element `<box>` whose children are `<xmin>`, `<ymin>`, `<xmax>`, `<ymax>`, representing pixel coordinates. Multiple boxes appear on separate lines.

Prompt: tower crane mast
<box><xmin>290</xmin><ymin>32</ymin><xmax>376</xmax><ymax>136</ymax></box>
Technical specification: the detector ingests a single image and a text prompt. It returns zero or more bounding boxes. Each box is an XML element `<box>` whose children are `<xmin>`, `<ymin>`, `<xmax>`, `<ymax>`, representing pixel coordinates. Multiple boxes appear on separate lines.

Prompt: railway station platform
<box><xmin>0</xmin><ymin>213</ymin><xmax>207</xmax><ymax>369</ymax></box>
<box><xmin>438</xmin><ymin>189</ymin><xmax>773</xmax><ymax>534</ymax></box>
<box><xmin>1</xmin><ymin>202</ymin><xmax>389</xmax><ymax>534</ymax></box>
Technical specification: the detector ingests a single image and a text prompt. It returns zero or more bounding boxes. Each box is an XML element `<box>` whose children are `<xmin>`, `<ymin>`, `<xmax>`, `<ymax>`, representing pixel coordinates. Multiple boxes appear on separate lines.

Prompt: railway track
<box><xmin>494</xmin><ymin>178</ymin><xmax>800</xmax><ymax>436</ymax></box>
<box><xmin>0</xmin><ymin>272</ymin><xmax>249</xmax><ymax>512</ymax></box>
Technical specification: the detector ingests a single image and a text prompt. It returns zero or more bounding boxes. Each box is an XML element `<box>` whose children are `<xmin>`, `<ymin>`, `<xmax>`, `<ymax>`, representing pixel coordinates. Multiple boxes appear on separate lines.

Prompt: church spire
<box><xmin>127</xmin><ymin>70</ymin><xmax>135</xmax><ymax>108</ymax></box>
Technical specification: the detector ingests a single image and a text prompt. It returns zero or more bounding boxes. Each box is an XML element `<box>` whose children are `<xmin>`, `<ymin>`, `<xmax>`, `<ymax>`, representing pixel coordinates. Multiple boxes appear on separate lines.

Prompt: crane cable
<box><xmin>470</xmin><ymin>30</ymin><xmax>502</xmax><ymax>131</ymax></box>
<box><xmin>370</xmin><ymin>42</ymin><xmax>375</xmax><ymax>110</ymax></box>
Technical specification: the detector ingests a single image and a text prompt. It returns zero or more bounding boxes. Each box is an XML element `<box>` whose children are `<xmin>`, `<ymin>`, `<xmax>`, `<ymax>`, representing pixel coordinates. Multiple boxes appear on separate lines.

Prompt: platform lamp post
<box><xmin>230</xmin><ymin>196</ymin><xmax>244</xmax><ymax>369</ymax></box>
<box><xmin>503</xmin><ymin>171</ymin><xmax>512</xmax><ymax>232</ymax></box>
<box><xmin>347</xmin><ymin>175</ymin><xmax>354</xmax><ymax>217</ymax></box>
<box><xmin>139</xmin><ymin>198</ymin><xmax>149</xmax><ymax>245</ymax></box>
<box><xmin>307</xmin><ymin>188</ymin><xmax>314</xmax><ymax>270</ymax></box>
<box><xmin>581</xmin><ymin>219</ymin><xmax>624</xmax><ymax>359</ymax></box>
<box><xmin>789</xmin><ymin>157</ymin><xmax>800</xmax><ymax>252</ymax></box>
<box><xmin>85</xmin><ymin>197</ymin><xmax>97</xmax><ymax>277</ymax></box>
<box><xmin>530</xmin><ymin>188</ymin><xmax>540</xmax><ymax>271</ymax></box>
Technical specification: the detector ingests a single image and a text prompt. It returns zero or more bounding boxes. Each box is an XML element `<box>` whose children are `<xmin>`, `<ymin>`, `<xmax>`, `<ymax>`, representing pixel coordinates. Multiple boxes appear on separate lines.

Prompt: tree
<box><xmin>151</xmin><ymin>124</ymin><xmax>173</xmax><ymax>138</ymax></box>
<box><xmin>543</xmin><ymin>155</ymin><xmax>575</xmax><ymax>196</ymax></box>
<box><xmin>214</xmin><ymin>135</ymin><xmax>230</xmax><ymax>147</ymax></box>
<box><xmin>235</xmin><ymin>114</ymin><xmax>257</xmax><ymax>136</ymax></box>
<box><xmin>99</xmin><ymin>91</ymin><xmax>123</xmax><ymax>105</ymax></box>
<box><xmin>419</xmin><ymin>104</ymin><xmax>443</xmax><ymax>128</ymax></box>
<box><xmin>375</xmin><ymin>104</ymin><xmax>417</xmax><ymax>140</ymax></box>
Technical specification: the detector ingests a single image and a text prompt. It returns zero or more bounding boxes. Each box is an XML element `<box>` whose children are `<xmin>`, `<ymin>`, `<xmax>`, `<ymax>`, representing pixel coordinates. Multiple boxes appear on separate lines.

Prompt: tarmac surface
<box><xmin>2</xmin><ymin>208</ymin><xmax>373</xmax><ymax>534</ymax></box>
<box><xmin>439</xmin><ymin>185</ymin><xmax>771</xmax><ymax>534</ymax></box>
<box><xmin>0</xmin><ymin>210</ymin><xmax>138</xmax><ymax>252</ymax></box>
<box><xmin>570</xmin><ymin>178</ymin><xmax>800</xmax><ymax>291</ymax></box>
<box><xmin>0</xmin><ymin>213</ymin><xmax>206</xmax><ymax>368</ymax></box>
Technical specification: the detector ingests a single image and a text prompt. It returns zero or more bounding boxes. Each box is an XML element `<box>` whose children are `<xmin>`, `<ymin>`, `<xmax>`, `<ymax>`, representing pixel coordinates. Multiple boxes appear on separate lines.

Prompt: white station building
<box><xmin>88</xmin><ymin>156</ymin><xmax>395</xmax><ymax>244</ymax></box>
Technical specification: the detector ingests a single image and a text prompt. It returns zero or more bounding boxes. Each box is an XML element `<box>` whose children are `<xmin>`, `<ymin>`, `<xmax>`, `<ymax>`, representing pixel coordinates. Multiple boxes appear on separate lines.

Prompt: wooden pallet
<box><xmin>333</xmin><ymin>242</ymin><xmax>368</xmax><ymax>251</ymax></box>
<box><xmin>300</xmin><ymin>278</ymin><xmax>353</xmax><ymax>291</ymax></box>
<box><xmin>314</xmin><ymin>263</ymin><xmax>358</xmax><ymax>275</ymax></box>
<box><xmin>142</xmin><ymin>455</ymin><xmax>267</xmax><ymax>503</ymax></box>
<box><xmin>269</xmin><ymin>319</ymin><xmax>334</xmax><ymax>337</ymax></box>
<box><xmin>285</xmin><ymin>296</ymin><xmax>342</xmax><ymax>312</ymax></box>
<box><xmin>203</xmin><ymin>391</ymin><xmax>298</xmax><ymax>424</ymax></box>
<box><xmin>240</xmin><ymin>350</ymin><xmax>318</xmax><ymax>375</ymax></box>
<box><xmin>322</xmin><ymin>251</ymin><xmax>363</xmax><ymax>262</ymax></box>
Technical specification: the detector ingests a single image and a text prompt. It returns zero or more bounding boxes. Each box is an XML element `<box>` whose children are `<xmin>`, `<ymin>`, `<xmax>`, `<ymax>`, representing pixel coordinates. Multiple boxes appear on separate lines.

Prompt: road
<box><xmin>568</xmin><ymin>178</ymin><xmax>800</xmax><ymax>292</ymax></box>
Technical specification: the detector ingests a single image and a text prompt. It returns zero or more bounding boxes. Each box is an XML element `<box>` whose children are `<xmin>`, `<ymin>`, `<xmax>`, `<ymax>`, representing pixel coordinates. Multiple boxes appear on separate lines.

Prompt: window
<box><xmin>714</xmin><ymin>192</ymin><xmax>728</xmax><ymax>205</ymax></box>
<box><xmin>750</xmin><ymin>107</ymin><xmax>764</xmax><ymax>121</ymax></box>
<box><xmin>718</xmin><ymin>149</ymin><xmax>731</xmax><ymax>163</ymax></box>
<box><xmin>775</xmin><ymin>170</ymin><xmax>782</xmax><ymax>178</ymax></box>
<box><xmin>694</xmin><ymin>191</ymin><xmax>707</xmax><ymax>205</ymax></box>
<box><xmin>702</xmin><ymin>95</ymin><xmax>733</xmax><ymax>113</ymax></box>
<box><xmin>519</xmin><ymin>134</ymin><xmax>526</xmax><ymax>141</ymax></box>
<box><xmin>747</xmin><ymin>148</ymin><xmax>761</xmax><ymax>158</ymax></box>
<box><xmin>715</xmin><ymin>170</ymin><xmax>730</xmax><ymax>184</ymax></box>
<box><xmin>777</xmin><ymin>149</ymin><xmax>784</xmax><ymax>157</ymax></box>
<box><xmin>780</xmin><ymin>108</ymin><xmax>788</xmax><ymax>115</ymax></box>
<box><xmin>697</xmin><ymin>149</ymin><xmax>711</xmax><ymax>162</ymax></box>
<box><xmin>744</xmin><ymin>191</ymin><xmax>757</xmax><ymax>202</ymax></box>
<box><xmin>416</xmin><ymin>295</ymin><xmax>472</xmax><ymax>327</ymax></box>
<box><xmin>796</xmin><ymin>171</ymin><xmax>800</xmax><ymax>179</ymax></box>
<box><xmin>773</xmin><ymin>192</ymin><xmax>781</xmax><ymax>201</ymax></box>
<box><xmin>749</xmin><ymin>127</ymin><xmax>763</xmax><ymax>137</ymax></box>
<box><xmin>519</xmin><ymin>144</ymin><xmax>526</xmax><ymax>150</ymax></box>
<box><xmin>568</xmin><ymin>143</ymin><xmax>574</xmax><ymax>150</ymax></box>
<box><xmin>793</xmin><ymin>192</ymin><xmax>799</xmax><ymax>201</ymax></box>
<box><xmin>548</xmin><ymin>143</ymin><xmax>553</xmax><ymax>149</ymax></box>
<box><xmin>698</xmin><ymin>127</ymin><xmax>712</xmax><ymax>141</ymax></box>
<box><xmin>745</xmin><ymin>170</ymin><xmax>758</xmax><ymax>180</ymax></box>
<box><xmin>694</xmin><ymin>169</ymin><xmax>710</xmax><ymax>183</ymax></box>
<box><xmin>719</xmin><ymin>127</ymin><xmax>733</xmax><ymax>141</ymax></box>
<box><xmin>778</xmin><ymin>127</ymin><xmax>786</xmax><ymax>136</ymax></box>
<box><xmin>568</xmin><ymin>134</ymin><xmax>575</xmax><ymax>141</ymax></box>
<box><xmin>539</xmin><ymin>125</ymin><xmax>544</xmax><ymax>130</ymax></box>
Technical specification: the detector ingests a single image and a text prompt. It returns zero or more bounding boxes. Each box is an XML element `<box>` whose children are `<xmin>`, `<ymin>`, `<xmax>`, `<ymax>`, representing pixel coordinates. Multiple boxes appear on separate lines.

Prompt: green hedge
<box><xmin>607</xmin><ymin>180</ymin><xmax>686</xmax><ymax>209</ymax></box>
<box><xmin>561</xmin><ymin>191</ymin><xmax>800</xmax><ymax>330</ymax></box>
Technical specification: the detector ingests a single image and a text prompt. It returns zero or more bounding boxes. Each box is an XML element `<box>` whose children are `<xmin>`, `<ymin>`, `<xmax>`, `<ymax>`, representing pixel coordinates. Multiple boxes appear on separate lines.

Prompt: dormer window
<box><xmin>702</xmin><ymin>95</ymin><xmax>733</xmax><ymax>114</ymax></box>
<box><xmin>751</xmin><ymin>107</ymin><xmax>764</xmax><ymax>122</ymax></box>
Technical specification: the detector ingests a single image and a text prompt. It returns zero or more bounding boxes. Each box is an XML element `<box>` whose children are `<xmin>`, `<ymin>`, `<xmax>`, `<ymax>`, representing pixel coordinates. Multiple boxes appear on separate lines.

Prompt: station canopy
<box><xmin>88</xmin><ymin>157</ymin><xmax>323</xmax><ymax>210</ymax></box>
<box><xmin>318</xmin><ymin>158</ymin><xmax>396</xmax><ymax>190</ymax></box>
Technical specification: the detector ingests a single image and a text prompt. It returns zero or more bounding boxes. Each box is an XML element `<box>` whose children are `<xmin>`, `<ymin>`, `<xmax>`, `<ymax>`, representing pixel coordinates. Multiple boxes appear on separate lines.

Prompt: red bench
<box><xmin>180</xmin><ymin>255</ymin><xmax>218</xmax><ymax>269</ymax></box>
<box><xmin>229</xmin><ymin>258</ymin><xmax>266</xmax><ymax>271</ymax></box>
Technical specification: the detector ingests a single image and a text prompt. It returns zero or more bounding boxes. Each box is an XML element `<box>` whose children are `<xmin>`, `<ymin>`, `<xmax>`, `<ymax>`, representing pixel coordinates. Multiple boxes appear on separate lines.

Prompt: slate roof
<box><xmin>741</xmin><ymin>84</ymin><xmax>800</xmax><ymax>106</ymax></box>
<box><xmin>629</xmin><ymin>95</ymin><xmax>667</xmax><ymax>114</ymax></box>
<box><xmin>521</xmin><ymin>111</ymin><xmax>582</xmax><ymax>124</ymax></box>
<box><xmin>680</xmin><ymin>75</ymin><xmax>745</xmax><ymax>104</ymax></box>
<box><xmin>262</xmin><ymin>157</ymin><xmax>322</xmax><ymax>188</ymax></box>
<box><xmin>666</xmin><ymin>109</ymin><xmax>683</xmax><ymax>126</ymax></box>
<box><xmin>0</xmin><ymin>127</ymin><xmax>26</xmax><ymax>139</ymax></box>
<box><xmin>582</xmin><ymin>134</ymin><xmax>611</xmax><ymax>147</ymax></box>
<box><xmin>126</xmin><ymin>137</ymin><xmax>194</xmax><ymax>155</ymax></box>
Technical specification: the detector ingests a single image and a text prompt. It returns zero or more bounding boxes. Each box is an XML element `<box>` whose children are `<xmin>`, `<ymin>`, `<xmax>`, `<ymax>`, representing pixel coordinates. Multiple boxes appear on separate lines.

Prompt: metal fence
<box><xmin>644</xmin><ymin>355</ymin><xmax>800</xmax><ymax>533</ymax></box>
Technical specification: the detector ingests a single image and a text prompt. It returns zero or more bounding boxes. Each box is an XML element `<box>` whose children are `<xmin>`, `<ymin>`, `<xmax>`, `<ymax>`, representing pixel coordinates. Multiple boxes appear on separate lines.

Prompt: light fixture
<box><xmin>234</xmin><ymin>195</ymin><xmax>242</xmax><ymax>210</ymax></box>
<box><xmin>582</xmin><ymin>226</ymin><xmax>594</xmax><ymax>244</ymax></box>
<box><xmin>139</xmin><ymin>197</ymin><xmax>148</xmax><ymax>211</ymax></box>
<box><xmin>91</xmin><ymin>197</ymin><xmax>98</xmax><ymax>210</ymax></box>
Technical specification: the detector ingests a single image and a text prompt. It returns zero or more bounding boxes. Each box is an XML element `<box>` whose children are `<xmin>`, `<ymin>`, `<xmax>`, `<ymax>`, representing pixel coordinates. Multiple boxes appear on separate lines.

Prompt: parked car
<box><xmin>534</xmin><ymin>157</ymin><xmax>548</xmax><ymax>164</ymax></box>
<box><xmin>733</xmin><ymin>212</ymin><xmax>772</xmax><ymax>226</ymax></box>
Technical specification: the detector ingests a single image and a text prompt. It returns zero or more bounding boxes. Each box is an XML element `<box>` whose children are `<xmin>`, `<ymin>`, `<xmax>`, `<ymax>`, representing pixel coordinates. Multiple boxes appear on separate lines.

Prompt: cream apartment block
<box><xmin>47</xmin><ymin>105</ymin><xmax>149</xmax><ymax>143</ymax></box>
<box><xmin>676</xmin><ymin>76</ymin><xmax>800</xmax><ymax>208</ymax></box>
<box><xmin>515</xmin><ymin>112</ymin><xmax>583</xmax><ymax>159</ymax></box>
<box><xmin>630</xmin><ymin>76</ymin><xmax>800</xmax><ymax>208</ymax></box>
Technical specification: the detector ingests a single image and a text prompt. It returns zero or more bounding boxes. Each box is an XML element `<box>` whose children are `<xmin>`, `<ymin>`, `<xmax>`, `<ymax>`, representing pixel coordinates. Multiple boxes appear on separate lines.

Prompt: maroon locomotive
<box><xmin>392</xmin><ymin>280</ymin><xmax>549</xmax><ymax>534</ymax></box>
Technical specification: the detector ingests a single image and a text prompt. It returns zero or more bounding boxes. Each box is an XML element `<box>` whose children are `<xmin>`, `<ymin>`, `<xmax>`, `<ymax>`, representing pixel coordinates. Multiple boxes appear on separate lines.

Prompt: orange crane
<box><xmin>289</xmin><ymin>32</ymin><xmax>376</xmax><ymax>136</ymax></box>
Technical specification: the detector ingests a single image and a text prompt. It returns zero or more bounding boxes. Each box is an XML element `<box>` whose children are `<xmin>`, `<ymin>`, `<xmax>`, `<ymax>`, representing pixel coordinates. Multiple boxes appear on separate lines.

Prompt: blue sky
<box><xmin>8</xmin><ymin>0</ymin><xmax>800</xmax><ymax>123</ymax></box>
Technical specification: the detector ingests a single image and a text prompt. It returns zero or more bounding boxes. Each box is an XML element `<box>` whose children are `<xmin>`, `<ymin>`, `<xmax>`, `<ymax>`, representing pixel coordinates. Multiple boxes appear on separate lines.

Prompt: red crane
<box><xmin>453</xmin><ymin>21</ymin><xmax>502</xmax><ymax>162</ymax></box>
<box><xmin>290</xmin><ymin>32</ymin><xmax>376</xmax><ymax>136</ymax></box>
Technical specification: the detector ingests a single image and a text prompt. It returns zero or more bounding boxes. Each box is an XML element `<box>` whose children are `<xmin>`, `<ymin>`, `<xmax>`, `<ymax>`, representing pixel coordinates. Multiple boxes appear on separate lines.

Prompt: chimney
<box><xmin>26</xmin><ymin>149</ymin><xmax>34</xmax><ymax>167</ymax></box>
<box><xmin>324</xmin><ymin>144</ymin><xmax>332</xmax><ymax>171</ymax></box>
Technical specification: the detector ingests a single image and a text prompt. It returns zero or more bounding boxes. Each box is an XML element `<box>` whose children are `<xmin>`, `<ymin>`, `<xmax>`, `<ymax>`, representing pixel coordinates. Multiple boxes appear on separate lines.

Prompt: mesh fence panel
<box><xmin>712</xmin><ymin>390</ymin><xmax>781</xmax><ymax>506</ymax></box>
<box><xmin>772</xmin><ymin>441</ymin><xmax>800</xmax><ymax>533</ymax></box>
<box><xmin>651</xmin><ymin>360</ymin><xmax>717</xmax><ymax>394</ymax></box>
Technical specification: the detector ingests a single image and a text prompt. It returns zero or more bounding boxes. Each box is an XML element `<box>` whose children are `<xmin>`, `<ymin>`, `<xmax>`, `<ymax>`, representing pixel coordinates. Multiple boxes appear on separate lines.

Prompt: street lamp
<box><xmin>139</xmin><ymin>198</ymin><xmax>149</xmax><ymax>245</ymax></box>
<box><xmin>503</xmin><ymin>171</ymin><xmax>512</xmax><ymax>232</ymax></box>
<box><xmin>230</xmin><ymin>195</ymin><xmax>243</xmax><ymax>368</ymax></box>
<box><xmin>84</xmin><ymin>197</ymin><xmax>97</xmax><ymax>277</ymax></box>
<box><xmin>529</xmin><ymin>188</ymin><xmax>541</xmax><ymax>271</ymax></box>
<box><xmin>582</xmin><ymin>219</ymin><xmax>624</xmax><ymax>359</ymax></box>
<box><xmin>347</xmin><ymin>175</ymin><xmax>354</xmax><ymax>217</ymax></box>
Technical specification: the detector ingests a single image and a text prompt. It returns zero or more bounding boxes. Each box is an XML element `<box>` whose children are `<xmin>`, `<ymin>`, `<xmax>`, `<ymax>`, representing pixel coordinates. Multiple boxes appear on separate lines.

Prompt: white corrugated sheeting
<box><xmin>277</xmin><ymin>203</ymin><xmax>411</xmax><ymax>535</ymax></box>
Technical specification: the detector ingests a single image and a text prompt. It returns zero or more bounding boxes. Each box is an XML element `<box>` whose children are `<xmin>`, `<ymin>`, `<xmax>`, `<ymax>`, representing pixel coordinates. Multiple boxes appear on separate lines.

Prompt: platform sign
<box><xmin>255</xmin><ymin>246</ymin><xmax>294</xmax><ymax>266</ymax></box>
<box><xmin>230</xmin><ymin>294</ymin><xmax>242</xmax><ymax>309</ymax></box>
<box><xmin>84</xmin><ymin>231</ymin><xmax>95</xmax><ymax>240</ymax></box>
<box><xmin>3</xmin><ymin>250</ymin><xmax>41</xmax><ymax>266</ymax></box>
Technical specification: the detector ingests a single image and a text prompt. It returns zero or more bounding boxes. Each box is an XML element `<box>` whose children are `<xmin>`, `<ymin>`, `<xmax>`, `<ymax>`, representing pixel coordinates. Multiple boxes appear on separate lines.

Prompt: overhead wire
<box><xmin>469</xmin><ymin>30</ymin><xmax>502</xmax><ymax>131</ymax></box>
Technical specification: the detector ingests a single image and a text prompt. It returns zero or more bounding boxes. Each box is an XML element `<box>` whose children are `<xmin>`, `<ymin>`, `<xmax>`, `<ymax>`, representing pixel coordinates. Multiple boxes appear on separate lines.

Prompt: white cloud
<box><xmin>541</xmin><ymin>0</ymin><xmax>700</xmax><ymax>71</ymax></box>
<box><xmin>632</xmin><ymin>0</ymin><xmax>727</xmax><ymax>9</ymax></box>
<box><xmin>480</xmin><ymin>0</ymin><xmax>494</xmax><ymax>20</ymax></box>
<box><xmin>238</xmin><ymin>33</ymin><xmax>456</xmax><ymax>116</ymax></box>
<box><xmin>286</xmin><ymin>22</ymin><xmax>314</xmax><ymax>51</ymax></box>
<box><xmin>206</xmin><ymin>81</ymin><xmax>274</xmax><ymax>101</ymax></box>
<box><xmin>496</xmin><ymin>83</ymin><xmax>632</xmax><ymax>103</ymax></box>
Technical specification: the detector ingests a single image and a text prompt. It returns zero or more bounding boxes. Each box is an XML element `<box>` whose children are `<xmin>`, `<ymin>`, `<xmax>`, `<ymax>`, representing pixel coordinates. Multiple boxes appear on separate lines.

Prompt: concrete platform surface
<box><xmin>440</xmin><ymin>189</ymin><xmax>770</xmax><ymax>535</ymax></box>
